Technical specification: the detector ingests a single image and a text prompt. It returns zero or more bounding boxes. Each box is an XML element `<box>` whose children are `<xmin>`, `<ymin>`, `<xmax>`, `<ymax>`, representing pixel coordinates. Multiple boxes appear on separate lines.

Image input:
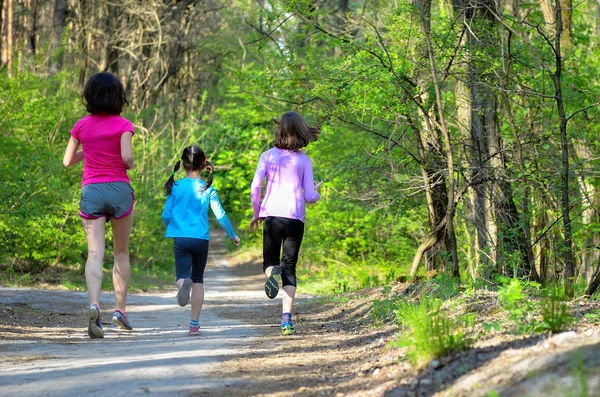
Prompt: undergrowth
<box><xmin>369</xmin><ymin>275</ymin><xmax>579</xmax><ymax>367</ymax></box>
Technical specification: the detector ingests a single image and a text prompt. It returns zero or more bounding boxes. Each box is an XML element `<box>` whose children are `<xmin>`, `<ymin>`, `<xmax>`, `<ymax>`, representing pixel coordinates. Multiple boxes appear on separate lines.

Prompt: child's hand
<box><xmin>314</xmin><ymin>180</ymin><xmax>324</xmax><ymax>191</ymax></box>
<box><xmin>249</xmin><ymin>217</ymin><xmax>263</xmax><ymax>231</ymax></box>
<box><xmin>232</xmin><ymin>236</ymin><xmax>241</xmax><ymax>246</ymax></box>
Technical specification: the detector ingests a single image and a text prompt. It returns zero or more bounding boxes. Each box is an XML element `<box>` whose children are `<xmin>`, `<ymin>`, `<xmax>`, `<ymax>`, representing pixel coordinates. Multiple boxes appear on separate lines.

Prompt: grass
<box><xmin>392</xmin><ymin>297</ymin><xmax>476</xmax><ymax>367</ymax></box>
<box><xmin>0</xmin><ymin>260</ymin><xmax>174</xmax><ymax>292</ymax></box>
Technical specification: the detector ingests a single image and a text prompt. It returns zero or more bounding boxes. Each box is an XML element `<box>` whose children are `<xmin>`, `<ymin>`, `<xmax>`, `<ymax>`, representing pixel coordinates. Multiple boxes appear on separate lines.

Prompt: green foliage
<box><xmin>497</xmin><ymin>278</ymin><xmax>540</xmax><ymax>334</ymax></box>
<box><xmin>0</xmin><ymin>71</ymin><xmax>85</xmax><ymax>268</ymax></box>
<box><xmin>539</xmin><ymin>286</ymin><xmax>574</xmax><ymax>333</ymax></box>
<box><xmin>583</xmin><ymin>309</ymin><xmax>600</xmax><ymax>325</ymax></box>
<box><xmin>392</xmin><ymin>298</ymin><xmax>476</xmax><ymax>366</ymax></box>
<box><xmin>498</xmin><ymin>278</ymin><xmax>574</xmax><ymax>334</ymax></box>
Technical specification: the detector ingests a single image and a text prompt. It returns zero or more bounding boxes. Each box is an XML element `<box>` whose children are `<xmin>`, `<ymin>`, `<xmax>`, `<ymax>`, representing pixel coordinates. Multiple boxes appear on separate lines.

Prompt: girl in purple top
<box><xmin>250</xmin><ymin>111</ymin><xmax>323</xmax><ymax>335</ymax></box>
<box><xmin>62</xmin><ymin>72</ymin><xmax>135</xmax><ymax>339</ymax></box>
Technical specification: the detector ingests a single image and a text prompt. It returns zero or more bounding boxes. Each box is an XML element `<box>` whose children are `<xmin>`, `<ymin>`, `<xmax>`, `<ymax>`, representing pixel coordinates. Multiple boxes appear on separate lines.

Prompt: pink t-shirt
<box><xmin>70</xmin><ymin>114</ymin><xmax>134</xmax><ymax>186</ymax></box>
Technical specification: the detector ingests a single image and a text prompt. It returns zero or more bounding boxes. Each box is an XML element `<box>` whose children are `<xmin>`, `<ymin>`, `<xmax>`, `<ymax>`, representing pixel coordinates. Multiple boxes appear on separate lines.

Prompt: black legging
<box><xmin>262</xmin><ymin>216</ymin><xmax>305</xmax><ymax>287</ymax></box>
<box><xmin>174</xmin><ymin>238</ymin><xmax>209</xmax><ymax>283</ymax></box>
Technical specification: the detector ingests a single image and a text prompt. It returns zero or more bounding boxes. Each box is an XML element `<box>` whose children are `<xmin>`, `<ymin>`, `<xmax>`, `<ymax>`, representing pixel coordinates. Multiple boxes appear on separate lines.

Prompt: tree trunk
<box><xmin>559</xmin><ymin>0</ymin><xmax>572</xmax><ymax>49</ymax></box>
<box><xmin>586</xmin><ymin>258</ymin><xmax>600</xmax><ymax>296</ymax></box>
<box><xmin>412</xmin><ymin>0</ymin><xmax>455</xmax><ymax>274</ymax></box>
<box><xmin>552</xmin><ymin>0</ymin><xmax>575</xmax><ymax>297</ymax></box>
<box><xmin>100</xmin><ymin>1</ymin><xmax>119</xmax><ymax>73</ymax></box>
<box><xmin>29</xmin><ymin>0</ymin><xmax>39</xmax><ymax>54</ymax></box>
<box><xmin>500</xmin><ymin>90</ymin><xmax>537</xmax><ymax>280</ymax></box>
<box><xmin>6</xmin><ymin>0</ymin><xmax>12</xmax><ymax>76</ymax></box>
<box><xmin>540</xmin><ymin>0</ymin><xmax>573</xmax><ymax>49</ymax></box>
<box><xmin>48</xmin><ymin>0</ymin><xmax>67</xmax><ymax>76</ymax></box>
<box><xmin>573</xmin><ymin>136</ymin><xmax>600</xmax><ymax>284</ymax></box>
<box><xmin>415</xmin><ymin>0</ymin><xmax>459</xmax><ymax>277</ymax></box>
<box><xmin>0</xmin><ymin>0</ymin><xmax>4</xmax><ymax>66</ymax></box>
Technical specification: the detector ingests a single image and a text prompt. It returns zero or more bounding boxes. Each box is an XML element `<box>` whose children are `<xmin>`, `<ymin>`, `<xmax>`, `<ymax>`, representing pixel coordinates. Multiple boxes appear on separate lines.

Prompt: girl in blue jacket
<box><xmin>162</xmin><ymin>145</ymin><xmax>240</xmax><ymax>336</ymax></box>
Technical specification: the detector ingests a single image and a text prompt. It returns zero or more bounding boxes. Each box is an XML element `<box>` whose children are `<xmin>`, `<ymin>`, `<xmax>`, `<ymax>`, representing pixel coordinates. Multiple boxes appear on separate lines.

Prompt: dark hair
<box><xmin>82</xmin><ymin>72</ymin><xmax>128</xmax><ymax>115</ymax></box>
<box><xmin>164</xmin><ymin>145</ymin><xmax>214</xmax><ymax>196</ymax></box>
<box><xmin>273</xmin><ymin>111</ymin><xmax>320</xmax><ymax>150</ymax></box>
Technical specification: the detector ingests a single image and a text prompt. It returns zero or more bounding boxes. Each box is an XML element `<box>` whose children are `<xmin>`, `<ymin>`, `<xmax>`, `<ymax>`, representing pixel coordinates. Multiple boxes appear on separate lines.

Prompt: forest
<box><xmin>3</xmin><ymin>1</ymin><xmax>600</xmax><ymax>394</ymax></box>
<box><xmin>2</xmin><ymin>0</ymin><xmax>600</xmax><ymax>296</ymax></box>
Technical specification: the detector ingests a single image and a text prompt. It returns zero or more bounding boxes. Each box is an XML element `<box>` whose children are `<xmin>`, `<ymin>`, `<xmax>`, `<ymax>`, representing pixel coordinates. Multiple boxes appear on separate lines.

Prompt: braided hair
<box><xmin>164</xmin><ymin>146</ymin><xmax>213</xmax><ymax>196</ymax></box>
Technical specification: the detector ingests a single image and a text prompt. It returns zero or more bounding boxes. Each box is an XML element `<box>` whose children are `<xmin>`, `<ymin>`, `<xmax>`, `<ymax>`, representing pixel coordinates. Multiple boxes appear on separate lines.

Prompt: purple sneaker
<box><xmin>87</xmin><ymin>303</ymin><xmax>104</xmax><ymax>339</ymax></box>
<box><xmin>188</xmin><ymin>325</ymin><xmax>201</xmax><ymax>336</ymax></box>
<box><xmin>112</xmin><ymin>309</ymin><xmax>133</xmax><ymax>330</ymax></box>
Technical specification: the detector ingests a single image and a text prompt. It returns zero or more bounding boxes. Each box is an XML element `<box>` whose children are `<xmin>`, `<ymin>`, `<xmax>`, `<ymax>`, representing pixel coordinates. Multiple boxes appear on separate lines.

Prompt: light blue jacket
<box><xmin>162</xmin><ymin>178</ymin><xmax>236</xmax><ymax>240</ymax></box>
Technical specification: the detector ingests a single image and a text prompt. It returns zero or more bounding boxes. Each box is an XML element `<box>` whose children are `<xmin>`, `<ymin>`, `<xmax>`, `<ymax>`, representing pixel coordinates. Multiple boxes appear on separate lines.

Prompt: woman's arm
<box><xmin>302</xmin><ymin>156</ymin><xmax>321</xmax><ymax>203</ymax></box>
<box><xmin>250</xmin><ymin>152</ymin><xmax>266</xmax><ymax>219</ymax></box>
<box><xmin>121</xmin><ymin>131</ymin><xmax>134</xmax><ymax>169</ymax></box>
<box><xmin>62</xmin><ymin>137</ymin><xmax>83</xmax><ymax>167</ymax></box>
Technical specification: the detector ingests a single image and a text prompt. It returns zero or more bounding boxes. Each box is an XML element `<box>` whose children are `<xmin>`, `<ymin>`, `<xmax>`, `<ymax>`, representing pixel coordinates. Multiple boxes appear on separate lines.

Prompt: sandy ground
<box><xmin>0</xmin><ymin>236</ymin><xmax>272</xmax><ymax>397</ymax></box>
<box><xmin>2</xmin><ymin>233</ymin><xmax>600</xmax><ymax>397</ymax></box>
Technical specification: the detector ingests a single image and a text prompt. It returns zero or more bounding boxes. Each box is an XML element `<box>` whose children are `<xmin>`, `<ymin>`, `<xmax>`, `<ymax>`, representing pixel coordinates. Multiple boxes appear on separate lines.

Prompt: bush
<box><xmin>393</xmin><ymin>298</ymin><xmax>475</xmax><ymax>366</ymax></box>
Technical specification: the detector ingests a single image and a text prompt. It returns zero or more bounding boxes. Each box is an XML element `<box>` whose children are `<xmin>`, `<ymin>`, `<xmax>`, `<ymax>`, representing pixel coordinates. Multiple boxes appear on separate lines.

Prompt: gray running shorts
<box><xmin>79</xmin><ymin>182</ymin><xmax>134</xmax><ymax>220</ymax></box>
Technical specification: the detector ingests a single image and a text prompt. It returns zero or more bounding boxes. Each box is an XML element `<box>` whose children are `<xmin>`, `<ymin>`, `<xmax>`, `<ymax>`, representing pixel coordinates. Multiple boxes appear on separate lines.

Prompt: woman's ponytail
<box><xmin>164</xmin><ymin>160</ymin><xmax>181</xmax><ymax>196</ymax></box>
<box><xmin>204</xmin><ymin>161</ymin><xmax>214</xmax><ymax>190</ymax></box>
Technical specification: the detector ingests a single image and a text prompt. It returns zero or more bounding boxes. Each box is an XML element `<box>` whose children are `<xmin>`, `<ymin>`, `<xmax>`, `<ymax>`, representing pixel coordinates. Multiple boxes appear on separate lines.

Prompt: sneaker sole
<box><xmin>88</xmin><ymin>307</ymin><xmax>104</xmax><ymax>339</ymax></box>
<box><xmin>188</xmin><ymin>331</ymin><xmax>201</xmax><ymax>336</ymax></box>
<box><xmin>112</xmin><ymin>315</ymin><xmax>132</xmax><ymax>331</ymax></box>
<box><xmin>282</xmin><ymin>328</ymin><xmax>297</xmax><ymax>336</ymax></box>
<box><xmin>265</xmin><ymin>266</ymin><xmax>282</xmax><ymax>299</ymax></box>
<box><xmin>265</xmin><ymin>276</ymin><xmax>279</xmax><ymax>299</ymax></box>
<box><xmin>177</xmin><ymin>278</ymin><xmax>193</xmax><ymax>307</ymax></box>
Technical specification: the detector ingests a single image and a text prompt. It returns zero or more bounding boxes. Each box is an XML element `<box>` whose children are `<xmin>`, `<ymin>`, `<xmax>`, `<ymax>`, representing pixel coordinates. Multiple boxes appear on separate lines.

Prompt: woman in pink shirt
<box><xmin>250</xmin><ymin>111</ymin><xmax>323</xmax><ymax>335</ymax></box>
<box><xmin>62</xmin><ymin>72</ymin><xmax>135</xmax><ymax>339</ymax></box>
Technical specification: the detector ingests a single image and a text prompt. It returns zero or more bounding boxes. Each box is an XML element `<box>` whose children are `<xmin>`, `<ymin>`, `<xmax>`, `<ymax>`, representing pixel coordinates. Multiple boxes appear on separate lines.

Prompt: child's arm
<box><xmin>209</xmin><ymin>188</ymin><xmax>239</xmax><ymax>243</ymax></box>
<box><xmin>121</xmin><ymin>131</ymin><xmax>135</xmax><ymax>169</ymax></box>
<box><xmin>62</xmin><ymin>137</ymin><xmax>84</xmax><ymax>167</ymax></box>
<box><xmin>302</xmin><ymin>156</ymin><xmax>321</xmax><ymax>203</ymax></box>
<box><xmin>162</xmin><ymin>194</ymin><xmax>174</xmax><ymax>226</ymax></box>
<box><xmin>250</xmin><ymin>152</ymin><xmax>267</xmax><ymax>221</ymax></box>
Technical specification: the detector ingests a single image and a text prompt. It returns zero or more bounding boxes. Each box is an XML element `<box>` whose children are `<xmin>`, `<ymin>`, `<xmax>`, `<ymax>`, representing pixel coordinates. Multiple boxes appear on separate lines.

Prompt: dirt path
<box><xmin>2</xmin><ymin>234</ymin><xmax>600</xmax><ymax>397</ymax></box>
<box><xmin>0</xmin><ymin>236</ymin><xmax>284</xmax><ymax>397</ymax></box>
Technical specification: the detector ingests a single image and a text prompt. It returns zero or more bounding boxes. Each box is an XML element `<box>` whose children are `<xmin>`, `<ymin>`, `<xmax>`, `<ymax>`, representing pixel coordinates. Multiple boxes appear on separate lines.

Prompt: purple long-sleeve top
<box><xmin>251</xmin><ymin>147</ymin><xmax>320</xmax><ymax>223</ymax></box>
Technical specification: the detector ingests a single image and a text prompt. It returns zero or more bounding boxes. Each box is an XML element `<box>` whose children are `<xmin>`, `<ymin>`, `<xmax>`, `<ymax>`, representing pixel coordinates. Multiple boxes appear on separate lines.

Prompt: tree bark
<box><xmin>6</xmin><ymin>0</ymin><xmax>12</xmax><ymax>76</ymax></box>
<box><xmin>540</xmin><ymin>0</ymin><xmax>573</xmax><ymax>49</ymax></box>
<box><xmin>29</xmin><ymin>0</ymin><xmax>39</xmax><ymax>54</ymax></box>
<box><xmin>552</xmin><ymin>0</ymin><xmax>575</xmax><ymax>297</ymax></box>
<box><xmin>414</xmin><ymin>0</ymin><xmax>459</xmax><ymax>277</ymax></box>
<box><xmin>48</xmin><ymin>0</ymin><xmax>68</xmax><ymax>76</ymax></box>
<box><xmin>586</xmin><ymin>258</ymin><xmax>600</xmax><ymax>296</ymax></box>
<box><xmin>0</xmin><ymin>0</ymin><xmax>4</xmax><ymax>66</ymax></box>
<box><xmin>411</xmin><ymin>0</ymin><xmax>455</xmax><ymax>273</ymax></box>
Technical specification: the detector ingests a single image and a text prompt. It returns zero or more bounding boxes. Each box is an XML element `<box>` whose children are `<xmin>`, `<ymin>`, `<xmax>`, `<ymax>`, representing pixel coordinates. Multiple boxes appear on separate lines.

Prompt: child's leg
<box><xmin>190</xmin><ymin>284</ymin><xmax>205</xmax><ymax>320</ymax></box>
<box><xmin>174</xmin><ymin>238</ymin><xmax>194</xmax><ymax>306</ymax></box>
<box><xmin>174</xmin><ymin>238</ymin><xmax>193</xmax><ymax>283</ymax></box>
<box><xmin>263</xmin><ymin>217</ymin><xmax>284</xmax><ymax>277</ymax></box>
<box><xmin>282</xmin><ymin>286</ymin><xmax>296</xmax><ymax>313</ymax></box>
<box><xmin>82</xmin><ymin>217</ymin><xmax>107</xmax><ymax>305</ymax></box>
<box><xmin>280</xmin><ymin>219</ymin><xmax>304</xmax><ymax>325</ymax></box>
<box><xmin>111</xmin><ymin>213</ymin><xmax>133</xmax><ymax>311</ymax></box>
<box><xmin>190</xmin><ymin>239</ymin><xmax>209</xmax><ymax>321</ymax></box>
